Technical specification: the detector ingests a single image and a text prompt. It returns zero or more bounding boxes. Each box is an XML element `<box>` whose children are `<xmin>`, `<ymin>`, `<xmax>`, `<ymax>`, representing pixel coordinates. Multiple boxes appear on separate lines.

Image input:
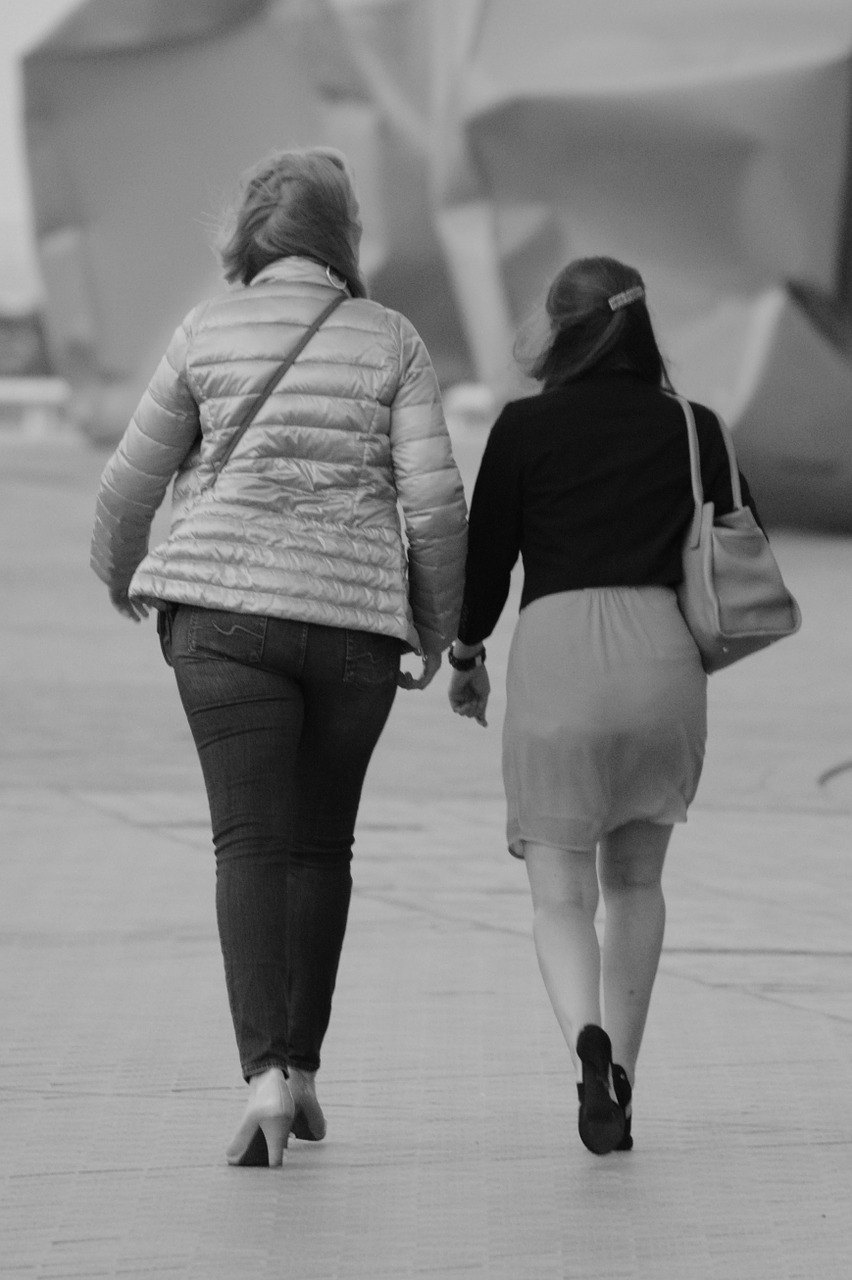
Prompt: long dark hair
<box><xmin>218</xmin><ymin>147</ymin><xmax>368</xmax><ymax>298</ymax></box>
<box><xmin>517</xmin><ymin>256</ymin><xmax>672</xmax><ymax>391</ymax></box>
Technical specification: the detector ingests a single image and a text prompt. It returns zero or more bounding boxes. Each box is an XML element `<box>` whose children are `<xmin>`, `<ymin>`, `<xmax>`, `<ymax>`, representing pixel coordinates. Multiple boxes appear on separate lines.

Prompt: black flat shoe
<box><xmin>611</xmin><ymin>1064</ymin><xmax>633</xmax><ymax>1151</ymax></box>
<box><xmin>575</xmin><ymin>1024</ymin><xmax>625</xmax><ymax>1155</ymax></box>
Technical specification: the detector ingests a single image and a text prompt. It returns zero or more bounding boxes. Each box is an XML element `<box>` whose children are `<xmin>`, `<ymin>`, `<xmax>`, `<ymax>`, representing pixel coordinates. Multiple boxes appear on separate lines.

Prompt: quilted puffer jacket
<box><xmin>91</xmin><ymin>258</ymin><xmax>468</xmax><ymax>653</ymax></box>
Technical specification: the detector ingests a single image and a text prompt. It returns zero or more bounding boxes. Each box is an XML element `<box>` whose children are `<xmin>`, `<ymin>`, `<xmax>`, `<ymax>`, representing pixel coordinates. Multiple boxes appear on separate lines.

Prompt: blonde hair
<box><xmin>219</xmin><ymin>147</ymin><xmax>367</xmax><ymax>297</ymax></box>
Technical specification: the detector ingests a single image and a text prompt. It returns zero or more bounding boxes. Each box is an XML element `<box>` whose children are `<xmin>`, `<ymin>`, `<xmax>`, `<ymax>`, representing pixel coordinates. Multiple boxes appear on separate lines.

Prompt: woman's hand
<box><xmin>109</xmin><ymin>587</ymin><xmax>149</xmax><ymax>623</ymax></box>
<box><xmin>448</xmin><ymin>665</ymin><xmax>490</xmax><ymax>727</ymax></box>
<box><xmin>398</xmin><ymin>650</ymin><xmax>442</xmax><ymax>691</ymax></box>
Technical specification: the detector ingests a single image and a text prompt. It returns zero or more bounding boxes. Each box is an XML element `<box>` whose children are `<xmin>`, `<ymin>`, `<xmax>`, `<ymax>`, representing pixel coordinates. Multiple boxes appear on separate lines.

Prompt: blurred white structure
<box><xmin>0</xmin><ymin>376</ymin><xmax>68</xmax><ymax>435</ymax></box>
<box><xmin>22</xmin><ymin>0</ymin><xmax>852</xmax><ymax>528</ymax></box>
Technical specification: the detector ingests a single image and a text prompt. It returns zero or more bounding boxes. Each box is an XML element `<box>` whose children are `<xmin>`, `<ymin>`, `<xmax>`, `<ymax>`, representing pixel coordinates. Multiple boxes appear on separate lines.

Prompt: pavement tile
<box><xmin>1</xmin><ymin>433</ymin><xmax>851</xmax><ymax>1279</ymax></box>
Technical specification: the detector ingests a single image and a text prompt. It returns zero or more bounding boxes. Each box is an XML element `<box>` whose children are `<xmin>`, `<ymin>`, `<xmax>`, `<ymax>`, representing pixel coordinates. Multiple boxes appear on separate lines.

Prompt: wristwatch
<box><xmin>448</xmin><ymin>643</ymin><xmax>486</xmax><ymax>671</ymax></box>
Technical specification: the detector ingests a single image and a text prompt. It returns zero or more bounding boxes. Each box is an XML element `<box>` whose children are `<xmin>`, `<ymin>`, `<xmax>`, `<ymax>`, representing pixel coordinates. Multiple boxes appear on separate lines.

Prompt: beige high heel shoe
<box><xmin>287</xmin><ymin>1067</ymin><xmax>327</xmax><ymax>1141</ymax></box>
<box><xmin>226</xmin><ymin>1067</ymin><xmax>294</xmax><ymax>1167</ymax></box>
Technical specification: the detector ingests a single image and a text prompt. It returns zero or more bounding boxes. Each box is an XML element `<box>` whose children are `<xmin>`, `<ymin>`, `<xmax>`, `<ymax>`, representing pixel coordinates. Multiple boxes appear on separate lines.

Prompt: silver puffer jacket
<box><xmin>91</xmin><ymin>258</ymin><xmax>468</xmax><ymax>653</ymax></box>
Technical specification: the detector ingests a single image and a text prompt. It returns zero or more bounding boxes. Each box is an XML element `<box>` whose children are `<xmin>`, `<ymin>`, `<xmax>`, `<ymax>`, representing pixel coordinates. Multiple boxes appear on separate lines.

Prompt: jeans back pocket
<box><xmin>343</xmin><ymin>630</ymin><xmax>401</xmax><ymax>686</ymax></box>
<box><xmin>185</xmin><ymin>608</ymin><xmax>268</xmax><ymax>666</ymax></box>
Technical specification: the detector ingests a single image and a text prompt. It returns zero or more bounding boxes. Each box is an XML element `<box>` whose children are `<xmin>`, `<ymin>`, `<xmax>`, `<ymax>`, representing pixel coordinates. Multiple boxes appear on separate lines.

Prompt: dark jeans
<box><xmin>166</xmin><ymin>605</ymin><xmax>400</xmax><ymax>1079</ymax></box>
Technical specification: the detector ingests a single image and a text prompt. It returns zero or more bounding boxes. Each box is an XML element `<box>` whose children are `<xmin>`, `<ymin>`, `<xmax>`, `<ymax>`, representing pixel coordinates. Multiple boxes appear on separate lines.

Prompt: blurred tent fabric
<box><xmin>23</xmin><ymin>0</ymin><xmax>852</xmax><ymax>529</ymax></box>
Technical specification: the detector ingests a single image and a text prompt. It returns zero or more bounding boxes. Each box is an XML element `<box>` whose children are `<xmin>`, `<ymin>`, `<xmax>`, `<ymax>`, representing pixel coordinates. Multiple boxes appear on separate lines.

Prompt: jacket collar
<box><xmin>250</xmin><ymin>256</ymin><xmax>350</xmax><ymax>294</ymax></box>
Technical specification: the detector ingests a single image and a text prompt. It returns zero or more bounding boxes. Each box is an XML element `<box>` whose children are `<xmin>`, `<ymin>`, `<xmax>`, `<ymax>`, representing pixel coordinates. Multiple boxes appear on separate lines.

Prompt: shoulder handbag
<box><xmin>674</xmin><ymin>394</ymin><xmax>801</xmax><ymax>673</ymax></box>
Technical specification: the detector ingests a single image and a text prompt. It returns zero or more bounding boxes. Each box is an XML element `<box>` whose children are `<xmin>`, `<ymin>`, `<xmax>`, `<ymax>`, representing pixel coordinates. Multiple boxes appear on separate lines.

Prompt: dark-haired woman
<box><xmin>92</xmin><ymin>147</ymin><xmax>468</xmax><ymax>1166</ymax></box>
<box><xmin>448</xmin><ymin>257</ymin><xmax>760</xmax><ymax>1155</ymax></box>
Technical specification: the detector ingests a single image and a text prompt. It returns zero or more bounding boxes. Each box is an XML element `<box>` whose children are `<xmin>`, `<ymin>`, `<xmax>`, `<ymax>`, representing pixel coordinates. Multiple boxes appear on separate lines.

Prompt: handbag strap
<box><xmin>674</xmin><ymin>393</ymin><xmax>744</xmax><ymax>514</ymax></box>
<box><xmin>211</xmin><ymin>291</ymin><xmax>346</xmax><ymax>479</ymax></box>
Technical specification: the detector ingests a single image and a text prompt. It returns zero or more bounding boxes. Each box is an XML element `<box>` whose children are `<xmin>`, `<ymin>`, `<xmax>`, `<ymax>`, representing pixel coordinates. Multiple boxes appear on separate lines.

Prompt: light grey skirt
<box><xmin>503</xmin><ymin>587</ymin><xmax>707</xmax><ymax>858</ymax></box>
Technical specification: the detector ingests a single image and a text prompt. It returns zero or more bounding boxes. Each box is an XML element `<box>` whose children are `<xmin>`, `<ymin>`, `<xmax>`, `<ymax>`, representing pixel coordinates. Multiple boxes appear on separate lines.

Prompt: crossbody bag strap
<box><xmin>674</xmin><ymin>394</ymin><xmax>744</xmax><ymax>545</ymax></box>
<box><xmin>674</xmin><ymin>394</ymin><xmax>704</xmax><ymax>513</ymax></box>
<box><xmin>211</xmin><ymin>291</ymin><xmax>346</xmax><ymax>480</ymax></box>
<box><xmin>714</xmin><ymin>412</ymin><xmax>744</xmax><ymax>509</ymax></box>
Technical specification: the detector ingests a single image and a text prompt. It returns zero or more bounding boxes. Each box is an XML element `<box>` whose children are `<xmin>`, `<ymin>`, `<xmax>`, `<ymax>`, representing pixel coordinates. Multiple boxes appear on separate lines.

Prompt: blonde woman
<box><xmin>92</xmin><ymin>148</ymin><xmax>468</xmax><ymax>1166</ymax></box>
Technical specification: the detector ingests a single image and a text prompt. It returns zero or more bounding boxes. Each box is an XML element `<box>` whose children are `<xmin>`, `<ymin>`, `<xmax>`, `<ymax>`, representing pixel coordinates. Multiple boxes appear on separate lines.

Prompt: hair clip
<box><xmin>608</xmin><ymin>286</ymin><xmax>645</xmax><ymax>311</ymax></box>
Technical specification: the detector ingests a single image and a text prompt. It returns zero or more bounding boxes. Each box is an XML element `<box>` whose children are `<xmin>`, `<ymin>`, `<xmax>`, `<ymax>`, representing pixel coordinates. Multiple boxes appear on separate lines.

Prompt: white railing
<box><xmin>0</xmin><ymin>377</ymin><xmax>70</xmax><ymax>435</ymax></box>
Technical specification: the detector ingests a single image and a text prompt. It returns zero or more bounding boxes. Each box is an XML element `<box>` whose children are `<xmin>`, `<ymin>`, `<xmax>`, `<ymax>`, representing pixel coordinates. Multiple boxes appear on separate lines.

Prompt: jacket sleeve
<box><xmin>456</xmin><ymin>409</ymin><xmax>522</xmax><ymax>645</ymax></box>
<box><xmin>90</xmin><ymin>311</ymin><xmax>201</xmax><ymax>591</ymax></box>
<box><xmin>388</xmin><ymin>315</ymin><xmax>468</xmax><ymax>653</ymax></box>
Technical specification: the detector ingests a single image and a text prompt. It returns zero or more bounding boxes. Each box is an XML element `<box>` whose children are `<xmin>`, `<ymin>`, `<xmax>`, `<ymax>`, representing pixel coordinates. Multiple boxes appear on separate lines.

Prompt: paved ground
<box><xmin>0</xmin><ymin>424</ymin><xmax>850</xmax><ymax>1280</ymax></box>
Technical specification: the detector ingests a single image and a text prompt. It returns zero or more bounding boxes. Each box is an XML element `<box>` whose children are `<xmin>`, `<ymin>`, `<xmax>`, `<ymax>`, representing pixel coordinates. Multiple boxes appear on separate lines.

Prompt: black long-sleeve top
<box><xmin>457</xmin><ymin>372</ymin><xmax>761</xmax><ymax>645</ymax></box>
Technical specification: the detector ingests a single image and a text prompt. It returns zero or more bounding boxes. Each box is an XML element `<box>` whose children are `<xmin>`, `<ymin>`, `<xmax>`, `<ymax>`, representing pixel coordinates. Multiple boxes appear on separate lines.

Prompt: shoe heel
<box><xmin>611</xmin><ymin>1064</ymin><xmax>633</xmax><ymax>1151</ymax></box>
<box><xmin>228</xmin><ymin>1125</ymin><xmax>269</xmax><ymax>1167</ymax></box>
<box><xmin>259</xmin><ymin>1113</ymin><xmax>289</xmax><ymax>1166</ymax></box>
<box><xmin>226</xmin><ymin>1067</ymin><xmax>294</xmax><ymax>1167</ymax></box>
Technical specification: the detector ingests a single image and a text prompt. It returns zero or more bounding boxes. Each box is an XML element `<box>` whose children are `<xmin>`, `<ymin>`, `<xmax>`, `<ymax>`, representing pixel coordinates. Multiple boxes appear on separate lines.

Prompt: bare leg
<box><xmin>524</xmin><ymin>843</ymin><xmax>601</xmax><ymax>1076</ymax></box>
<box><xmin>598</xmin><ymin>821</ymin><xmax>672</xmax><ymax>1083</ymax></box>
